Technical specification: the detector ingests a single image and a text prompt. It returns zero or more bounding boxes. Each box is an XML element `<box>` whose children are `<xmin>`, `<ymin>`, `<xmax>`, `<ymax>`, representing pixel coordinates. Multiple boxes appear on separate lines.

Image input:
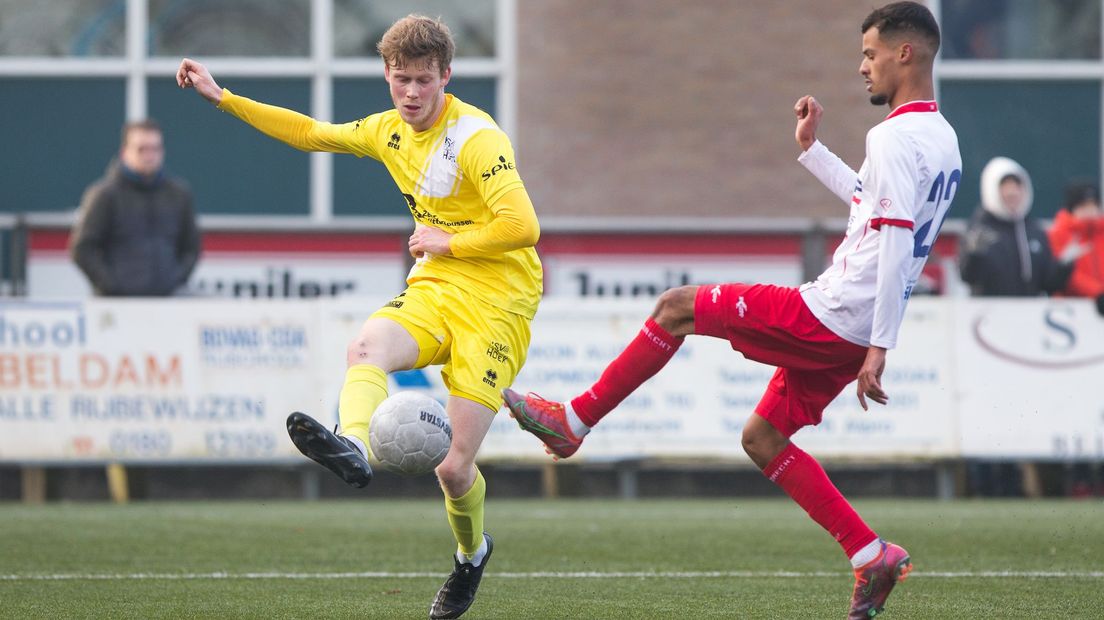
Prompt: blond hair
<box><xmin>376</xmin><ymin>14</ymin><xmax>454</xmax><ymax>75</ymax></box>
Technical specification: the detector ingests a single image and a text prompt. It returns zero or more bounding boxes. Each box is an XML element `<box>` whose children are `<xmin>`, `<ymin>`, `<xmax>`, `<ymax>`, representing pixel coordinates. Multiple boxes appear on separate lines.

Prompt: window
<box><xmin>148</xmin><ymin>0</ymin><xmax>311</xmax><ymax>58</ymax></box>
<box><xmin>0</xmin><ymin>0</ymin><xmax>124</xmax><ymax>57</ymax></box>
<box><xmin>149</xmin><ymin>78</ymin><xmax>312</xmax><ymax>215</ymax></box>
<box><xmin>937</xmin><ymin>0</ymin><xmax>1104</xmax><ymax>218</ymax></box>
<box><xmin>334</xmin><ymin>0</ymin><xmax>496</xmax><ymax>59</ymax></box>
<box><xmin>0</xmin><ymin>0</ymin><xmax>507</xmax><ymax>218</ymax></box>
<box><xmin>939</xmin><ymin>80</ymin><xmax>1100</xmax><ymax>219</ymax></box>
<box><xmin>941</xmin><ymin>0</ymin><xmax>1101</xmax><ymax>60</ymax></box>
<box><xmin>0</xmin><ymin>78</ymin><xmax>125</xmax><ymax>211</ymax></box>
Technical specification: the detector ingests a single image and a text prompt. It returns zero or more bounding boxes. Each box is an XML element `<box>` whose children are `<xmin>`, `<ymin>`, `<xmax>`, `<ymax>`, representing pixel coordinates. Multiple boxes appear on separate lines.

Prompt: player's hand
<box><xmin>794</xmin><ymin>95</ymin><xmax>823</xmax><ymax>151</ymax></box>
<box><xmin>856</xmin><ymin>346</ymin><xmax>888</xmax><ymax>411</ymax></box>
<box><xmin>176</xmin><ymin>58</ymin><xmax>223</xmax><ymax>105</ymax></box>
<box><xmin>408</xmin><ymin>225</ymin><xmax>453</xmax><ymax>259</ymax></box>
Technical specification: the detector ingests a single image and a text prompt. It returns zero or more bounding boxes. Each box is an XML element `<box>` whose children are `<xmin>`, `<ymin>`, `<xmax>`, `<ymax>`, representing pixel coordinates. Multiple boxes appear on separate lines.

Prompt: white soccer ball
<box><xmin>368</xmin><ymin>391</ymin><xmax>452</xmax><ymax>476</ymax></box>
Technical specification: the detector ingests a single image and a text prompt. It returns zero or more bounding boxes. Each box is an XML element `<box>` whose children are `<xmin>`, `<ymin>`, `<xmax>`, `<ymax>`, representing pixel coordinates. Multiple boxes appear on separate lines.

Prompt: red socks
<box><xmin>763</xmin><ymin>443</ymin><xmax>877</xmax><ymax>558</ymax></box>
<box><xmin>571</xmin><ymin>318</ymin><xmax>683</xmax><ymax>427</ymax></box>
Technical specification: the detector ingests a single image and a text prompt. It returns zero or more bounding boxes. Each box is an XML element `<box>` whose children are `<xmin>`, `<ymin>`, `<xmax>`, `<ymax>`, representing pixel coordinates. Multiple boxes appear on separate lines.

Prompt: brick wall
<box><xmin>516</xmin><ymin>1</ymin><xmax>901</xmax><ymax>220</ymax></box>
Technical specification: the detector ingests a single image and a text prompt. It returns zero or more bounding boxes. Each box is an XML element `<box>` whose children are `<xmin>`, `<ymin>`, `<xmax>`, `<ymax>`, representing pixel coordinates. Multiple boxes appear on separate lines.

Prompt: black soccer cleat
<box><xmin>286</xmin><ymin>411</ymin><xmax>372</xmax><ymax>488</ymax></box>
<box><xmin>429</xmin><ymin>532</ymin><xmax>494</xmax><ymax>619</ymax></box>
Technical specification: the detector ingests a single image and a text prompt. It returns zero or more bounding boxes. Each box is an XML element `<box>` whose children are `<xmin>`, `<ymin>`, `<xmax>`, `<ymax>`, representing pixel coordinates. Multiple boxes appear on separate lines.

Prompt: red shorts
<box><xmin>694</xmin><ymin>283</ymin><xmax>868</xmax><ymax>437</ymax></box>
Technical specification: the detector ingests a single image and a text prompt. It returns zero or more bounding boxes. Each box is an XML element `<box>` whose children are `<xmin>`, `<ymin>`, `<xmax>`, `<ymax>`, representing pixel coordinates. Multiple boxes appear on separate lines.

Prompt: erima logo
<box><xmin>386</xmin><ymin>292</ymin><xmax>406</xmax><ymax>309</ymax></box>
<box><xmin>388</xmin><ymin>133</ymin><xmax>401</xmax><ymax>150</ymax></box>
<box><xmin>736</xmin><ymin>296</ymin><xmax>748</xmax><ymax>318</ymax></box>
<box><xmin>710</xmin><ymin>285</ymin><xmax>721</xmax><ymax>303</ymax></box>
<box><xmin>482</xmin><ymin>369</ymin><xmax>498</xmax><ymax>387</ymax></box>
<box><xmin>480</xmin><ymin>155</ymin><xmax>515</xmax><ymax>181</ymax></box>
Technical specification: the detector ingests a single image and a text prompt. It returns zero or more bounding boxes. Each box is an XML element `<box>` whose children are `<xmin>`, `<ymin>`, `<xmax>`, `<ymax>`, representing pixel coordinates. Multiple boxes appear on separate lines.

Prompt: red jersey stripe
<box><xmin>869</xmin><ymin>218</ymin><xmax>914</xmax><ymax>230</ymax></box>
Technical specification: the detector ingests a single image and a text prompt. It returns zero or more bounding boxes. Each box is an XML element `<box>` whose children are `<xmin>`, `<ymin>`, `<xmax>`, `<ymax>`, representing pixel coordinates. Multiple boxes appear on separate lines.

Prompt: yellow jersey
<box><xmin>219</xmin><ymin>92</ymin><xmax>542</xmax><ymax>318</ymax></box>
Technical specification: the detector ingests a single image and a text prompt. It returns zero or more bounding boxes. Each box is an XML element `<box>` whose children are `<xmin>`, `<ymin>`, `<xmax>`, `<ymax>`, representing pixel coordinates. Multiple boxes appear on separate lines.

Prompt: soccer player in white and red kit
<box><xmin>503</xmin><ymin>2</ymin><xmax>960</xmax><ymax>618</ymax></box>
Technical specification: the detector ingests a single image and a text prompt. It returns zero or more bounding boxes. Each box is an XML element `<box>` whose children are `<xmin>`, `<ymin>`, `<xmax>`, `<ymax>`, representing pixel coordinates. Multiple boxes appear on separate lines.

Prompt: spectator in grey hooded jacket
<box><xmin>959</xmin><ymin>156</ymin><xmax>1081</xmax><ymax>296</ymax></box>
<box><xmin>70</xmin><ymin>120</ymin><xmax>201</xmax><ymax>296</ymax></box>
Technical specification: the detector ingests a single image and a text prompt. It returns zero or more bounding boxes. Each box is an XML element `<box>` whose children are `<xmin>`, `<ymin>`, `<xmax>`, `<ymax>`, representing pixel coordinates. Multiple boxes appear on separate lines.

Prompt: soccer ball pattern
<box><xmin>368</xmin><ymin>391</ymin><xmax>452</xmax><ymax>476</ymax></box>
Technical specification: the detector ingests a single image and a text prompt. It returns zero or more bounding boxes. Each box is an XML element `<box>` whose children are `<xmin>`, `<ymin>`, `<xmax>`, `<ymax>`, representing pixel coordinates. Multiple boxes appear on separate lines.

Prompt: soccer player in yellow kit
<box><xmin>178</xmin><ymin>15</ymin><xmax>541</xmax><ymax>619</ymax></box>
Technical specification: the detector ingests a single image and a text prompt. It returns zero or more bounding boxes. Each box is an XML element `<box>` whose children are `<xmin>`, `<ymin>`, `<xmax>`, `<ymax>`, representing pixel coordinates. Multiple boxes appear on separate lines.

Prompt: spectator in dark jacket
<box><xmin>958</xmin><ymin>157</ymin><xmax>1087</xmax><ymax>498</ymax></box>
<box><xmin>959</xmin><ymin>156</ymin><xmax>1079</xmax><ymax>296</ymax></box>
<box><xmin>70</xmin><ymin>119</ymin><xmax>200</xmax><ymax>296</ymax></box>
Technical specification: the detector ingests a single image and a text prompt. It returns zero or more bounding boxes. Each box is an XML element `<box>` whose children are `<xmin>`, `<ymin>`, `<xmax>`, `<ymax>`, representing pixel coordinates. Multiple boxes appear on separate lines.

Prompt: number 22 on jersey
<box><xmin>913</xmin><ymin>169</ymin><xmax>961</xmax><ymax>258</ymax></box>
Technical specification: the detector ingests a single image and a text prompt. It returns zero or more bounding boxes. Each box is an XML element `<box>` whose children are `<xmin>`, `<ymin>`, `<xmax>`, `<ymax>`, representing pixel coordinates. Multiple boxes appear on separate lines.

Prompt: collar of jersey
<box><xmin>885</xmin><ymin>100</ymin><xmax>938</xmax><ymax>120</ymax></box>
<box><xmin>409</xmin><ymin>93</ymin><xmax>454</xmax><ymax>140</ymax></box>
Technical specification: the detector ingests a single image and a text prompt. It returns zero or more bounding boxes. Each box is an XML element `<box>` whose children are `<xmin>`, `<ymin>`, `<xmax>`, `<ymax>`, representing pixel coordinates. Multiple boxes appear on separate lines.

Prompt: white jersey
<box><xmin>798</xmin><ymin>101</ymin><xmax>962</xmax><ymax>349</ymax></box>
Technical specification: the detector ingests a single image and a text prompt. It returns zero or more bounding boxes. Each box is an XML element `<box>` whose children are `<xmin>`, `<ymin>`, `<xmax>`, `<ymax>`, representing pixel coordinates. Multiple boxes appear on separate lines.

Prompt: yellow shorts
<box><xmin>370</xmin><ymin>279</ymin><xmax>532</xmax><ymax>412</ymax></box>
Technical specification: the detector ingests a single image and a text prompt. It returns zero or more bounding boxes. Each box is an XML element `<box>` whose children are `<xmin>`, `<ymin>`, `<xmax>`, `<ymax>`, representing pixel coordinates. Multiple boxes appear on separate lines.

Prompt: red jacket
<box><xmin>1048</xmin><ymin>209</ymin><xmax>1104</xmax><ymax>297</ymax></box>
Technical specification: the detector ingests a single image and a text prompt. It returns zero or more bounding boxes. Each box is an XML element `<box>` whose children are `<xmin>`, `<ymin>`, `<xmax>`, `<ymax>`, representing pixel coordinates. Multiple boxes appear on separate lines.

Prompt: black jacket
<box><xmin>70</xmin><ymin>161</ymin><xmax>201</xmax><ymax>296</ymax></box>
<box><xmin>959</xmin><ymin>208</ymin><xmax>1072</xmax><ymax>296</ymax></box>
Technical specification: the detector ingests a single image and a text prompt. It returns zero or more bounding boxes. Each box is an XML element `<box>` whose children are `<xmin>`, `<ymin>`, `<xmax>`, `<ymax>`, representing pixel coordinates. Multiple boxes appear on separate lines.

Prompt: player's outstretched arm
<box><xmin>176</xmin><ymin>58</ymin><xmax>222</xmax><ymax>106</ymax></box>
<box><xmin>794</xmin><ymin>95</ymin><xmax>823</xmax><ymax>151</ymax></box>
<box><xmin>177</xmin><ymin>60</ymin><xmax>356</xmax><ymax>155</ymax></box>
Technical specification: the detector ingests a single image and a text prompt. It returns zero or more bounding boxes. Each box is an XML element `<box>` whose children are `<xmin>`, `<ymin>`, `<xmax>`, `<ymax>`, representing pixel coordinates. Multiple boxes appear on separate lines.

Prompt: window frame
<box><xmin>933</xmin><ymin>0</ymin><xmax>1104</xmax><ymax>207</ymax></box>
<box><xmin>0</xmin><ymin>0</ymin><xmax>515</xmax><ymax>222</ymax></box>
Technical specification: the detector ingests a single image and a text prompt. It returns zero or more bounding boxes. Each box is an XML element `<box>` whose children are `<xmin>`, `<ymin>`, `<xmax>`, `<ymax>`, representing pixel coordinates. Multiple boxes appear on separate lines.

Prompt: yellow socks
<box><xmin>338</xmin><ymin>364</ymin><xmax>388</xmax><ymax>450</ymax></box>
<box><xmin>445</xmin><ymin>469</ymin><xmax>486</xmax><ymax>560</ymax></box>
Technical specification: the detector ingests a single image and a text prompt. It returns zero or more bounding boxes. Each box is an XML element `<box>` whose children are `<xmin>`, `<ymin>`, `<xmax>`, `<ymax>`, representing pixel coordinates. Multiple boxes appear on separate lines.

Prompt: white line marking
<box><xmin>1</xmin><ymin>570</ymin><xmax>1101</xmax><ymax>581</ymax></box>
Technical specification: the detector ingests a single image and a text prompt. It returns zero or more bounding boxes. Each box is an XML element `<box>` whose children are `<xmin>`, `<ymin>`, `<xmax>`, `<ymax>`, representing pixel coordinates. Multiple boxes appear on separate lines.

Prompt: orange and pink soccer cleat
<box><xmin>501</xmin><ymin>389</ymin><xmax>585</xmax><ymax>460</ymax></box>
<box><xmin>848</xmin><ymin>540</ymin><xmax>912</xmax><ymax>619</ymax></box>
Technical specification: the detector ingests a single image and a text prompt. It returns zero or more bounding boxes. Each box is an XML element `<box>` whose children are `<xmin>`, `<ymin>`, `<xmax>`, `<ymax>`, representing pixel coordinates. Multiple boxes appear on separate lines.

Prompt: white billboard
<box><xmin>2</xmin><ymin>297</ymin><xmax>1101</xmax><ymax>463</ymax></box>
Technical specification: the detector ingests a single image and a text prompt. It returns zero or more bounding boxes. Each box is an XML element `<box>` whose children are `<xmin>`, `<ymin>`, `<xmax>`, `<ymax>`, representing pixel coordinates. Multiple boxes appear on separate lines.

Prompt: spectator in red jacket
<box><xmin>1048</xmin><ymin>181</ymin><xmax>1104</xmax><ymax>315</ymax></box>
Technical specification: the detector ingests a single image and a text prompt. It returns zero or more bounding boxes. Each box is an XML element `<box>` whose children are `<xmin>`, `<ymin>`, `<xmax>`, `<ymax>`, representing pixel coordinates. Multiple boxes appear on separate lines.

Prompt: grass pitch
<box><xmin>1</xmin><ymin>498</ymin><xmax>1102</xmax><ymax>619</ymax></box>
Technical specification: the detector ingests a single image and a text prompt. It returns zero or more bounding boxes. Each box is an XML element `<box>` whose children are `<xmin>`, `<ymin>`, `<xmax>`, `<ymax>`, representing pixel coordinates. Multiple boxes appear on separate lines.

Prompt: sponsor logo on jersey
<box><xmin>401</xmin><ymin>193</ymin><xmax>475</xmax><ymax>228</ymax></box>
<box><xmin>480</xmin><ymin>155</ymin><xmax>515</xmax><ymax>181</ymax></box>
<box><xmin>442</xmin><ymin>136</ymin><xmax>457</xmax><ymax>162</ymax></box>
<box><xmin>486</xmin><ymin>341</ymin><xmax>511</xmax><ymax>363</ymax></box>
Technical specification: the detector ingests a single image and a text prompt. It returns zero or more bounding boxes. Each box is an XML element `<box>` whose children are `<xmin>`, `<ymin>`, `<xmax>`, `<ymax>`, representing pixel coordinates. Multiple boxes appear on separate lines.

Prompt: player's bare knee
<box><xmin>434</xmin><ymin>459</ymin><xmax>458</xmax><ymax>484</ymax></box>
<box><xmin>435</xmin><ymin>458</ymin><xmax>473</xmax><ymax>495</ymax></box>
<box><xmin>345</xmin><ymin>336</ymin><xmax>382</xmax><ymax>366</ymax></box>
<box><xmin>652</xmin><ymin>286</ymin><xmax>697</xmax><ymax>335</ymax></box>
<box><xmin>741</xmin><ymin>425</ymin><xmax>784</xmax><ymax>466</ymax></box>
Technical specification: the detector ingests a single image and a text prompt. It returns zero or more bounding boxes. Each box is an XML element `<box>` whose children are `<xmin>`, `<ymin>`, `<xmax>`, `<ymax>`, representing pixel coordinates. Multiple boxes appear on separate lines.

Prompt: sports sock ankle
<box><xmin>343</xmin><ymin>434</ymin><xmax>369</xmax><ymax>460</ymax></box>
<box><xmin>564</xmin><ymin>402</ymin><xmax>590</xmax><ymax>437</ymax></box>
<box><xmin>849</xmin><ymin>538</ymin><xmax>883</xmax><ymax>568</ymax></box>
<box><xmin>457</xmin><ymin>536</ymin><xmax>488</xmax><ymax>567</ymax></box>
